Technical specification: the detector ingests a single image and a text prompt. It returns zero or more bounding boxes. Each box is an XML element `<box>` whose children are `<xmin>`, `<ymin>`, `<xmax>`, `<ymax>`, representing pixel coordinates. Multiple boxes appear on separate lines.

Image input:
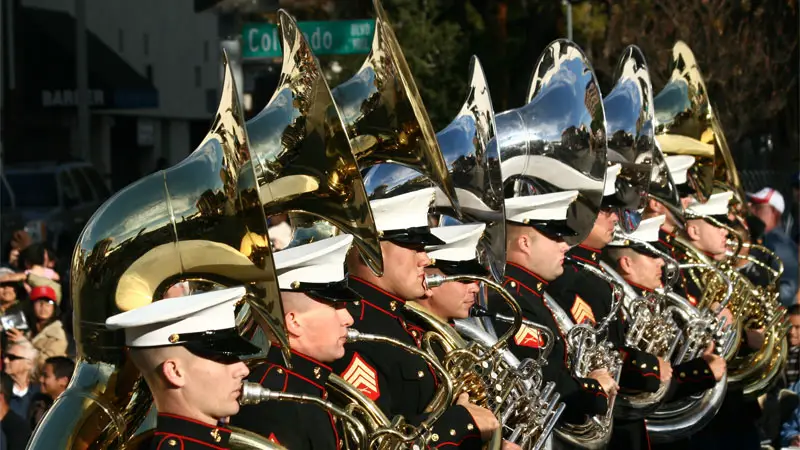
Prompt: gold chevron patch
<box><xmin>513</xmin><ymin>324</ymin><xmax>544</xmax><ymax>348</ymax></box>
<box><xmin>342</xmin><ymin>353</ymin><xmax>380</xmax><ymax>401</ymax></box>
<box><xmin>571</xmin><ymin>295</ymin><xmax>596</xmax><ymax>325</ymax></box>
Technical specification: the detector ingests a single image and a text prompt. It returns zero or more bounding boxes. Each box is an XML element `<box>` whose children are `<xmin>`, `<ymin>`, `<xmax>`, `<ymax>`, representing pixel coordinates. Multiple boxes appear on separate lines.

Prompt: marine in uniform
<box><xmin>331</xmin><ymin>187</ymin><xmax>498</xmax><ymax>449</ymax></box>
<box><xmin>488</xmin><ymin>190</ymin><xmax>615</xmax><ymax>429</ymax></box>
<box><xmin>603</xmin><ymin>215</ymin><xmax>726</xmax><ymax>400</ymax></box>
<box><xmin>104</xmin><ymin>287</ymin><xmax>260</xmax><ymax>450</ymax></box>
<box><xmin>232</xmin><ymin>234</ymin><xmax>357</xmax><ymax>449</ymax></box>
<box><xmin>547</xmin><ymin>165</ymin><xmax>667</xmax><ymax>450</ymax></box>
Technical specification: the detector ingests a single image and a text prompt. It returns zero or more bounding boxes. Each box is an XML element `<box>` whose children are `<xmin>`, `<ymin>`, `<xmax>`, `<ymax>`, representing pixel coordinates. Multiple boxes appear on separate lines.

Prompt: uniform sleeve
<box><xmin>669</xmin><ymin>358</ymin><xmax>716</xmax><ymax>399</ymax></box>
<box><xmin>618</xmin><ymin>346</ymin><xmax>661</xmax><ymax>393</ymax></box>
<box><xmin>333</xmin><ymin>349</ymin><xmax>395</xmax><ymax>417</ymax></box>
<box><xmin>424</xmin><ymin>405</ymin><xmax>482</xmax><ymax>449</ymax></box>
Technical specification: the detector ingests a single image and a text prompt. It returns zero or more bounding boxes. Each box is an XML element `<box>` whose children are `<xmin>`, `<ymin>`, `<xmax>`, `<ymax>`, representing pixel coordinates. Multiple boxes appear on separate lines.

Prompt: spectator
<box><xmin>29</xmin><ymin>356</ymin><xmax>74</xmax><ymax>428</ymax></box>
<box><xmin>748</xmin><ymin>187</ymin><xmax>799</xmax><ymax>306</ymax></box>
<box><xmin>0</xmin><ymin>372</ymin><xmax>31</xmax><ymax>450</ymax></box>
<box><xmin>4</xmin><ymin>231</ymin><xmax>32</xmax><ymax>271</ymax></box>
<box><xmin>19</xmin><ymin>244</ymin><xmax>59</xmax><ymax>282</ymax></box>
<box><xmin>2</xmin><ymin>340</ymin><xmax>39</xmax><ymax>421</ymax></box>
<box><xmin>787</xmin><ymin>305</ymin><xmax>800</xmax><ymax>386</ymax></box>
<box><xmin>6</xmin><ymin>282</ymin><xmax>67</xmax><ymax>369</ymax></box>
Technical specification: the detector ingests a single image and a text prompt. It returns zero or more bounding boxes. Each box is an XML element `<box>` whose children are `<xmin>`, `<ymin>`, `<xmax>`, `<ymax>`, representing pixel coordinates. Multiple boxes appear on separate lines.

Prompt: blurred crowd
<box><xmin>0</xmin><ymin>230</ymin><xmax>75</xmax><ymax>450</ymax></box>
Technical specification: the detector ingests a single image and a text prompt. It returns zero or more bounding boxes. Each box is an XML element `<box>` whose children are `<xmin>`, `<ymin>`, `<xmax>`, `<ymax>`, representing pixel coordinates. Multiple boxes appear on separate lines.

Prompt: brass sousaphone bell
<box><xmin>28</xmin><ymin>54</ymin><xmax>285</xmax><ymax>450</ymax></box>
<box><xmin>653</xmin><ymin>41</ymin><xmax>718</xmax><ymax>204</ymax></box>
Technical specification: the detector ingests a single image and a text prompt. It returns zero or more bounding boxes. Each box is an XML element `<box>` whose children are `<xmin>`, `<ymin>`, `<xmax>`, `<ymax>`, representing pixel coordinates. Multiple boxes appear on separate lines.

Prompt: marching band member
<box><xmin>488</xmin><ymin>191</ymin><xmax>615</xmax><ymax>428</ymax></box>
<box><xmin>547</xmin><ymin>165</ymin><xmax>666</xmax><ymax>449</ymax></box>
<box><xmin>333</xmin><ymin>187</ymin><xmax>499</xmax><ymax>449</ymax></box>
<box><xmin>603</xmin><ymin>215</ymin><xmax>727</xmax><ymax>398</ymax></box>
<box><xmin>232</xmin><ymin>234</ymin><xmax>357</xmax><ymax>449</ymax></box>
<box><xmin>105</xmin><ymin>287</ymin><xmax>259</xmax><ymax>450</ymax></box>
<box><xmin>413</xmin><ymin>223</ymin><xmax>486</xmax><ymax>326</ymax></box>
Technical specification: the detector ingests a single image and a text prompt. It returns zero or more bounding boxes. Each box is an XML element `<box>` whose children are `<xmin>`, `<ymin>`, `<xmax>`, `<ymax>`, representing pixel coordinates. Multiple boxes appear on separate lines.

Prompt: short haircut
<box><xmin>604</xmin><ymin>246</ymin><xmax>636</xmax><ymax>267</ymax></box>
<box><xmin>45</xmin><ymin>356</ymin><xmax>75</xmax><ymax>380</ymax></box>
<box><xmin>0</xmin><ymin>372</ymin><xmax>12</xmax><ymax>401</ymax></box>
<box><xmin>789</xmin><ymin>304</ymin><xmax>800</xmax><ymax>317</ymax></box>
<box><xmin>20</xmin><ymin>243</ymin><xmax>47</xmax><ymax>267</ymax></box>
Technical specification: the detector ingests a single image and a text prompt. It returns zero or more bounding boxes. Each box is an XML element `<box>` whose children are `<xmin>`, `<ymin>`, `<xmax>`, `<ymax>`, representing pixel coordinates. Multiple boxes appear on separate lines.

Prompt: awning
<box><xmin>17</xmin><ymin>6</ymin><xmax>158</xmax><ymax>110</ymax></box>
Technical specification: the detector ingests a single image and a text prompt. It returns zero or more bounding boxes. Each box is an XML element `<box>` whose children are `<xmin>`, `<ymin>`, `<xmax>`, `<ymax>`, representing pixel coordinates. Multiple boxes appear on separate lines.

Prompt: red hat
<box><xmin>30</xmin><ymin>286</ymin><xmax>58</xmax><ymax>304</ymax></box>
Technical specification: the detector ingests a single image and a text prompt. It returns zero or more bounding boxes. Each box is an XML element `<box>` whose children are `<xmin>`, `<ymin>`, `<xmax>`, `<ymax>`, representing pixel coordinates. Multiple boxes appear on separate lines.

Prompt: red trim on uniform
<box><xmin>506</xmin><ymin>262</ymin><xmax>550</xmax><ymax>285</ymax></box>
<box><xmin>432</xmin><ymin>434</ymin><xmax>482</xmax><ymax>448</ymax></box>
<box><xmin>626</xmin><ymin>280</ymin><xmax>656</xmax><ymax>293</ymax></box>
<box><xmin>156</xmin><ymin>413</ymin><xmax>230</xmax><ymax>432</ymax></box>
<box><xmin>361</xmin><ymin>299</ymin><xmax>401</xmax><ymax>320</ymax></box>
<box><xmin>349</xmin><ymin>276</ymin><xmax>407</xmax><ymax>304</ymax></box>
<box><xmin>153</xmin><ymin>432</ymin><xmax>227</xmax><ymax>450</ymax></box>
<box><xmin>155</xmin><ymin>434</ymin><xmax>185</xmax><ymax>450</ymax></box>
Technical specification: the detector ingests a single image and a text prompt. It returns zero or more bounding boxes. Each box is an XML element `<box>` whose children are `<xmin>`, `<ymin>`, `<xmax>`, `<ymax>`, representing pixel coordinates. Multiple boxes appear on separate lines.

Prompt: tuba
<box><xmin>600</xmin><ymin>45</ymin><xmax>672</xmax><ymax>419</ymax></box>
<box><xmin>492</xmin><ymin>39</ymin><xmax>620</xmax><ymax>450</ymax></box>
<box><xmin>27</xmin><ymin>54</ymin><xmax>286</xmax><ymax>450</ymax></box>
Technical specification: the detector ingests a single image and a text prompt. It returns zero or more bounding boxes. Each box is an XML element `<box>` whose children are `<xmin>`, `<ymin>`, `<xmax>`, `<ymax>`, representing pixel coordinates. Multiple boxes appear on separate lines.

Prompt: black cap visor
<box><xmin>180</xmin><ymin>328</ymin><xmax>262</xmax><ymax>360</ymax></box>
<box><xmin>676</xmin><ymin>183</ymin><xmax>695</xmax><ymax>198</ymax></box>
<box><xmin>607</xmin><ymin>240</ymin><xmax>662</xmax><ymax>259</ymax></box>
<box><xmin>508</xmin><ymin>219</ymin><xmax>578</xmax><ymax>240</ymax></box>
<box><xmin>381</xmin><ymin>226</ymin><xmax>446</xmax><ymax>247</ymax></box>
<box><xmin>284</xmin><ymin>279</ymin><xmax>361</xmax><ymax>304</ymax></box>
<box><xmin>432</xmin><ymin>259</ymin><xmax>490</xmax><ymax>277</ymax></box>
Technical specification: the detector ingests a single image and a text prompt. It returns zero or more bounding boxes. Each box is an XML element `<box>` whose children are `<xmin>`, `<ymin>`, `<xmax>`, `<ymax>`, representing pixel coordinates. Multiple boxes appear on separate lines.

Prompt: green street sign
<box><xmin>242</xmin><ymin>20</ymin><xmax>375</xmax><ymax>59</ymax></box>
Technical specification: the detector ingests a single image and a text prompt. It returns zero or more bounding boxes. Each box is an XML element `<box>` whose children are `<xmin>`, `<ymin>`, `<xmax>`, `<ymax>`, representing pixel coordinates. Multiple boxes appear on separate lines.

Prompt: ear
<box><xmin>618</xmin><ymin>255</ymin><xmax>634</xmax><ymax>276</ymax></box>
<box><xmin>160</xmin><ymin>359</ymin><xmax>186</xmax><ymax>388</ymax></box>
<box><xmin>517</xmin><ymin>233</ymin><xmax>532</xmax><ymax>255</ymax></box>
<box><xmin>686</xmin><ymin>222</ymin><xmax>701</xmax><ymax>241</ymax></box>
<box><xmin>647</xmin><ymin>198</ymin><xmax>663</xmax><ymax>214</ymax></box>
<box><xmin>284</xmin><ymin>311</ymin><xmax>303</xmax><ymax>338</ymax></box>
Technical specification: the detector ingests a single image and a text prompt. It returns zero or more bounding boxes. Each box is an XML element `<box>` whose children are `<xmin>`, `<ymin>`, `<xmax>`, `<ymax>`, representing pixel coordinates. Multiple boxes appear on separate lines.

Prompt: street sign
<box><xmin>242</xmin><ymin>20</ymin><xmax>375</xmax><ymax>59</ymax></box>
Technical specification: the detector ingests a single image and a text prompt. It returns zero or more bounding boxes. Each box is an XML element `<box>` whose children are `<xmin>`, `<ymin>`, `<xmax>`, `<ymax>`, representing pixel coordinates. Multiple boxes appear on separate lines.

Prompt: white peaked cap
<box><xmin>369</xmin><ymin>187</ymin><xmax>435</xmax><ymax>232</ymax></box>
<box><xmin>610</xmin><ymin>215</ymin><xmax>666</xmax><ymax>245</ymax></box>
<box><xmin>686</xmin><ymin>190</ymin><xmax>733</xmax><ymax>217</ymax></box>
<box><xmin>604</xmin><ymin>164</ymin><xmax>622</xmax><ymax>196</ymax></box>
<box><xmin>505</xmin><ymin>191</ymin><xmax>580</xmax><ymax>223</ymax></box>
<box><xmin>665</xmin><ymin>155</ymin><xmax>695</xmax><ymax>186</ymax></box>
<box><xmin>105</xmin><ymin>286</ymin><xmax>245</xmax><ymax>348</ymax></box>
<box><xmin>274</xmin><ymin>234</ymin><xmax>353</xmax><ymax>289</ymax></box>
<box><xmin>427</xmin><ymin>223</ymin><xmax>485</xmax><ymax>262</ymax></box>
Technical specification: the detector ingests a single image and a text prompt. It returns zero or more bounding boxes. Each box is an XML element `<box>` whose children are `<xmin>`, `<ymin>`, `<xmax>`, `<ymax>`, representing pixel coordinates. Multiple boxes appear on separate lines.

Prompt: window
<box><xmin>143</xmin><ymin>33</ymin><xmax>149</xmax><ymax>56</ymax></box>
<box><xmin>118</xmin><ymin>29</ymin><xmax>124</xmax><ymax>52</ymax></box>
<box><xmin>5</xmin><ymin>173</ymin><xmax>58</xmax><ymax>208</ymax></box>
<box><xmin>194</xmin><ymin>66</ymin><xmax>202</xmax><ymax>88</ymax></box>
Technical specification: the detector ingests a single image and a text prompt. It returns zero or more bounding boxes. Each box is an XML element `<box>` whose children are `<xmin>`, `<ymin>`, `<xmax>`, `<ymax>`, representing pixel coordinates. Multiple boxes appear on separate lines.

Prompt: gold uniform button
<box><xmin>277</xmin><ymin>368</ymin><xmax>284</xmax><ymax>374</ymax></box>
<box><xmin>632</xmin><ymin>360</ymin><xmax>637</xmax><ymax>365</ymax></box>
<box><xmin>640</xmin><ymin>363</ymin><xmax>647</xmax><ymax>369</ymax></box>
<box><xmin>210</xmin><ymin>429</ymin><xmax>221</xmax><ymax>442</ymax></box>
<box><xmin>653</xmin><ymin>366</ymin><xmax>658</xmax><ymax>371</ymax></box>
<box><xmin>450</xmin><ymin>429</ymin><xmax>457</xmax><ymax>436</ymax></box>
<box><xmin>591</xmin><ymin>253</ymin><xmax>597</xmax><ymax>260</ymax></box>
<box><xmin>693</xmin><ymin>370</ymin><xmax>698</xmax><ymax>375</ymax></box>
<box><xmin>430</xmin><ymin>433</ymin><xmax>439</xmax><ymax>442</ymax></box>
<box><xmin>417</xmin><ymin>370</ymin><xmax>425</xmax><ymax>378</ymax></box>
<box><xmin>167</xmin><ymin>439</ymin><xmax>177</xmax><ymax>447</ymax></box>
<box><xmin>537</xmin><ymin>282</ymin><xmax>543</xmax><ymax>290</ymax></box>
<box><xmin>314</xmin><ymin>367</ymin><xmax>322</xmax><ymax>379</ymax></box>
<box><xmin>704</xmin><ymin>369</ymin><xmax>710</xmax><ymax>374</ymax></box>
<box><xmin>467</xmin><ymin>423</ymin><xmax>474</xmax><ymax>431</ymax></box>
<box><xmin>354</xmin><ymin>301</ymin><xmax>360</xmax><ymax>306</ymax></box>
<box><xmin>509</xmin><ymin>281</ymin><xmax>517</xmax><ymax>288</ymax></box>
<box><xmin>680</xmin><ymin>372</ymin><xmax>686</xmax><ymax>378</ymax></box>
<box><xmin>583</xmin><ymin>383</ymin><xmax>588</xmax><ymax>388</ymax></box>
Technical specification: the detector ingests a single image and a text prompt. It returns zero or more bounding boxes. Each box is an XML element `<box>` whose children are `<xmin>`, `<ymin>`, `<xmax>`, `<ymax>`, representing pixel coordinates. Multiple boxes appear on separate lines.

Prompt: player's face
<box><xmin>184</xmin><ymin>354</ymin><xmax>250</xmax><ymax>420</ymax></box>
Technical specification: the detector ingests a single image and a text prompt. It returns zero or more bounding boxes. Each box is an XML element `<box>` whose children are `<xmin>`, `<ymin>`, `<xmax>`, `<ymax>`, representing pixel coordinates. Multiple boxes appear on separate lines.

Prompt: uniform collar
<box><xmin>349</xmin><ymin>275</ymin><xmax>407</xmax><ymax>317</ymax></box>
<box><xmin>626</xmin><ymin>280</ymin><xmax>654</xmax><ymax>296</ymax></box>
<box><xmin>569</xmin><ymin>244</ymin><xmax>602</xmax><ymax>267</ymax></box>
<box><xmin>267</xmin><ymin>345</ymin><xmax>332</xmax><ymax>387</ymax></box>
<box><xmin>156</xmin><ymin>413</ymin><xmax>231</xmax><ymax>447</ymax></box>
<box><xmin>658</xmin><ymin>228</ymin><xmax>676</xmax><ymax>250</ymax></box>
<box><xmin>505</xmin><ymin>262</ymin><xmax>548</xmax><ymax>297</ymax></box>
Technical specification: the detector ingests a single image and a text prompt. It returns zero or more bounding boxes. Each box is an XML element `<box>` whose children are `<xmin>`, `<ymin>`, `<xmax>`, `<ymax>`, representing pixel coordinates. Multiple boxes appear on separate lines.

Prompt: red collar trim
<box><xmin>506</xmin><ymin>262</ymin><xmax>549</xmax><ymax>286</ymax></box>
<box><xmin>157</xmin><ymin>413</ymin><xmax>230</xmax><ymax>432</ymax></box>
<box><xmin>626</xmin><ymin>280</ymin><xmax>655</xmax><ymax>293</ymax></box>
<box><xmin>269</xmin><ymin>344</ymin><xmax>333</xmax><ymax>372</ymax></box>
<box><xmin>578</xmin><ymin>244</ymin><xmax>603</xmax><ymax>253</ymax></box>
<box><xmin>349</xmin><ymin>275</ymin><xmax>407</xmax><ymax>305</ymax></box>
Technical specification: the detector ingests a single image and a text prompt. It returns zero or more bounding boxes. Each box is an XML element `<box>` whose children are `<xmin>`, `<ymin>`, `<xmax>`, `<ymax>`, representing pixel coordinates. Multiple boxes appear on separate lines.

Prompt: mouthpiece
<box><xmin>425</xmin><ymin>273</ymin><xmax>446</xmax><ymax>289</ymax></box>
<box><xmin>346</xmin><ymin>329</ymin><xmax>361</xmax><ymax>342</ymax></box>
<box><xmin>239</xmin><ymin>381</ymin><xmax>277</xmax><ymax>405</ymax></box>
<box><xmin>469</xmin><ymin>305</ymin><xmax>492</xmax><ymax>318</ymax></box>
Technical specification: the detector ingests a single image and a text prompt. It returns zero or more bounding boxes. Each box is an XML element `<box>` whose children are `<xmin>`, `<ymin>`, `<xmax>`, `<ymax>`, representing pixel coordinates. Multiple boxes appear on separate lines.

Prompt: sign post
<box><xmin>242</xmin><ymin>20</ymin><xmax>375</xmax><ymax>59</ymax></box>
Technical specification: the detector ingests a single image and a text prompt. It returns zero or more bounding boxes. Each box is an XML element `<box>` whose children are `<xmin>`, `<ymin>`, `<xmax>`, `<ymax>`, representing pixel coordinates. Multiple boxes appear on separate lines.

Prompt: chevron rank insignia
<box><xmin>571</xmin><ymin>295</ymin><xmax>596</xmax><ymax>325</ymax></box>
<box><xmin>342</xmin><ymin>353</ymin><xmax>380</xmax><ymax>401</ymax></box>
<box><xmin>514</xmin><ymin>324</ymin><xmax>544</xmax><ymax>348</ymax></box>
<box><xmin>267</xmin><ymin>433</ymin><xmax>280</xmax><ymax>445</ymax></box>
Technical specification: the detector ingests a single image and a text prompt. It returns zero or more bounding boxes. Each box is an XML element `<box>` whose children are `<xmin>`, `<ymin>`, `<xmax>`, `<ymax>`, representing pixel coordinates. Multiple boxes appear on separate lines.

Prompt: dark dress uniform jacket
<box><xmin>488</xmin><ymin>262</ymin><xmax>608</xmax><ymax>426</ymax></box>
<box><xmin>150</xmin><ymin>413</ymin><xmax>234</xmax><ymax>450</ymax></box>
<box><xmin>232</xmin><ymin>346</ymin><xmax>340</xmax><ymax>449</ymax></box>
<box><xmin>330</xmin><ymin>276</ymin><xmax>482</xmax><ymax>449</ymax></box>
<box><xmin>548</xmin><ymin>245</ymin><xmax>662</xmax><ymax>450</ymax></box>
